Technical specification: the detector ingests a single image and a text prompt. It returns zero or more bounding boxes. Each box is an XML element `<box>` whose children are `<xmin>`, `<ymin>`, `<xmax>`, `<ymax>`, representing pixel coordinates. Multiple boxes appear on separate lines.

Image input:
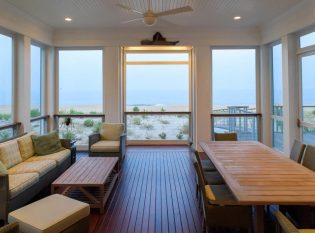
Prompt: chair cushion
<box><xmin>91</xmin><ymin>141</ymin><xmax>120</xmax><ymax>153</ymax></box>
<box><xmin>300</xmin><ymin>230</ymin><xmax>315</xmax><ymax>233</ymax></box>
<box><xmin>100</xmin><ymin>123</ymin><xmax>124</xmax><ymax>141</ymax></box>
<box><xmin>0</xmin><ymin>140</ymin><xmax>22</xmax><ymax>169</ymax></box>
<box><xmin>8</xmin><ymin>173</ymin><xmax>39</xmax><ymax>199</ymax></box>
<box><xmin>8</xmin><ymin>194</ymin><xmax>90</xmax><ymax>233</ymax></box>
<box><xmin>31</xmin><ymin>131</ymin><xmax>63</xmax><ymax>156</ymax></box>
<box><xmin>8</xmin><ymin>160</ymin><xmax>56</xmax><ymax>177</ymax></box>
<box><xmin>17</xmin><ymin>132</ymin><xmax>36</xmax><ymax>161</ymax></box>
<box><xmin>205</xmin><ymin>185</ymin><xmax>216</xmax><ymax>201</ymax></box>
<box><xmin>26</xmin><ymin>149</ymin><xmax>70</xmax><ymax>165</ymax></box>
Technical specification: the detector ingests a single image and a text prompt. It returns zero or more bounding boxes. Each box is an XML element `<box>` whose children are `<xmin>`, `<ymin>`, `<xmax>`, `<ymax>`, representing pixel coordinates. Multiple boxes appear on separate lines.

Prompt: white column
<box><xmin>45</xmin><ymin>46</ymin><xmax>55</xmax><ymax>131</ymax></box>
<box><xmin>260</xmin><ymin>45</ymin><xmax>272</xmax><ymax>146</ymax></box>
<box><xmin>15</xmin><ymin>35</ymin><xmax>31</xmax><ymax>132</ymax></box>
<box><xmin>194</xmin><ymin>46</ymin><xmax>211</xmax><ymax>150</ymax></box>
<box><xmin>104</xmin><ymin>46</ymin><xmax>122</xmax><ymax>123</ymax></box>
<box><xmin>282</xmin><ymin>35</ymin><xmax>298</xmax><ymax>155</ymax></box>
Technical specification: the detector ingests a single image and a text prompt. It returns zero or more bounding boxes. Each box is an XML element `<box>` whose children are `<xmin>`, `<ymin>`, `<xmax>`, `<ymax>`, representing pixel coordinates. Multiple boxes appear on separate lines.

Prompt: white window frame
<box><xmin>270</xmin><ymin>41</ymin><xmax>284</xmax><ymax>151</ymax></box>
<box><xmin>297</xmin><ymin>28</ymin><xmax>315</xmax><ymax>143</ymax></box>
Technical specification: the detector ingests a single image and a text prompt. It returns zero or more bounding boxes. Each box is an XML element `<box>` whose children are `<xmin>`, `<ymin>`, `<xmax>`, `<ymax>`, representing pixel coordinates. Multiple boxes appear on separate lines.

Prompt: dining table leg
<box><xmin>253</xmin><ymin>205</ymin><xmax>264</xmax><ymax>233</ymax></box>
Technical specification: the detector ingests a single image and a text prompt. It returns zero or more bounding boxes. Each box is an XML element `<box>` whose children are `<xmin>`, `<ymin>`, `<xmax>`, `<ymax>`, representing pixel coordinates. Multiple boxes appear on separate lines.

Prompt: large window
<box><xmin>30</xmin><ymin>44</ymin><xmax>46</xmax><ymax>134</ymax></box>
<box><xmin>299</xmin><ymin>51</ymin><xmax>315</xmax><ymax>145</ymax></box>
<box><xmin>0</xmin><ymin>33</ymin><xmax>14</xmax><ymax>141</ymax></box>
<box><xmin>58</xmin><ymin>49</ymin><xmax>103</xmax><ymax>145</ymax></box>
<box><xmin>271</xmin><ymin>43</ymin><xmax>284</xmax><ymax>151</ymax></box>
<box><xmin>124</xmin><ymin>48</ymin><xmax>191</xmax><ymax>141</ymax></box>
<box><xmin>212</xmin><ymin>48</ymin><xmax>259</xmax><ymax>141</ymax></box>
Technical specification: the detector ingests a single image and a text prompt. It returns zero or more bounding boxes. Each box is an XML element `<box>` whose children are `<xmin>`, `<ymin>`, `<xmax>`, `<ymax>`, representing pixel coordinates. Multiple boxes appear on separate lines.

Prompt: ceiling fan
<box><xmin>116</xmin><ymin>0</ymin><xmax>193</xmax><ymax>26</ymax></box>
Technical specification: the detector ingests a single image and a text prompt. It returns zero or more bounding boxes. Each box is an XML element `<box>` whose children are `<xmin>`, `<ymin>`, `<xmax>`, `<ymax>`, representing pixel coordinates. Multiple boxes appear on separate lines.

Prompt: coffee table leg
<box><xmin>100</xmin><ymin>186</ymin><xmax>105</xmax><ymax>214</ymax></box>
<box><xmin>253</xmin><ymin>205</ymin><xmax>264</xmax><ymax>233</ymax></box>
<box><xmin>51</xmin><ymin>185</ymin><xmax>55</xmax><ymax>194</ymax></box>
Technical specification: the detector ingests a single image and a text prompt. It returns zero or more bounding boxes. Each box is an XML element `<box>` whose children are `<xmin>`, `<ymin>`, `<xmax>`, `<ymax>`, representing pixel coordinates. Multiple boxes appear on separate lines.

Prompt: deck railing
<box><xmin>211</xmin><ymin>113</ymin><xmax>262</xmax><ymax>141</ymax></box>
<box><xmin>124</xmin><ymin>112</ymin><xmax>191</xmax><ymax>141</ymax></box>
<box><xmin>54</xmin><ymin>114</ymin><xmax>105</xmax><ymax>146</ymax></box>
<box><xmin>0</xmin><ymin>122</ymin><xmax>22</xmax><ymax>142</ymax></box>
<box><xmin>30</xmin><ymin>115</ymin><xmax>50</xmax><ymax>134</ymax></box>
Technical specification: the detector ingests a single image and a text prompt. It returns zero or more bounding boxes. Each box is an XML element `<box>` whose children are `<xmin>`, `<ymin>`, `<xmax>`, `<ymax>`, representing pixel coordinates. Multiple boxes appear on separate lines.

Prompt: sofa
<box><xmin>0</xmin><ymin>132</ymin><xmax>71</xmax><ymax>223</ymax></box>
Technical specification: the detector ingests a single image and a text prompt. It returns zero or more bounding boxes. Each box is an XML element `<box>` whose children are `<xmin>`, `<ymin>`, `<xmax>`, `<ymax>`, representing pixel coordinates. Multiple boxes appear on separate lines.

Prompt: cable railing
<box><xmin>30</xmin><ymin>115</ymin><xmax>50</xmax><ymax>135</ymax></box>
<box><xmin>54</xmin><ymin>114</ymin><xmax>105</xmax><ymax>146</ymax></box>
<box><xmin>124</xmin><ymin>112</ymin><xmax>191</xmax><ymax>141</ymax></box>
<box><xmin>0</xmin><ymin>122</ymin><xmax>22</xmax><ymax>142</ymax></box>
<box><xmin>211</xmin><ymin>112</ymin><xmax>262</xmax><ymax>141</ymax></box>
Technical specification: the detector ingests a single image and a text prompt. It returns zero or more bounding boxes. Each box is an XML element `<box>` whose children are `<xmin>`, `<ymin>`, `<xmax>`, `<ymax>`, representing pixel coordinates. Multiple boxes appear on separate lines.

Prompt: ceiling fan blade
<box><xmin>158</xmin><ymin>18</ymin><xmax>177</xmax><ymax>27</ymax></box>
<box><xmin>116</xmin><ymin>3</ymin><xmax>143</xmax><ymax>15</ymax></box>
<box><xmin>121</xmin><ymin>18</ymin><xmax>143</xmax><ymax>24</ymax></box>
<box><xmin>156</xmin><ymin>6</ymin><xmax>193</xmax><ymax>17</ymax></box>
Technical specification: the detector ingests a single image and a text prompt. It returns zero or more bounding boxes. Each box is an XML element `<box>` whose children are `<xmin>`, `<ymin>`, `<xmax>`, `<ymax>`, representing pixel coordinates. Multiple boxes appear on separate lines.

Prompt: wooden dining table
<box><xmin>199</xmin><ymin>141</ymin><xmax>315</xmax><ymax>233</ymax></box>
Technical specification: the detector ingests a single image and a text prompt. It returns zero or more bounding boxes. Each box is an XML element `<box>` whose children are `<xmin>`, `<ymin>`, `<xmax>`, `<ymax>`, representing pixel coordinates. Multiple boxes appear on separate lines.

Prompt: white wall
<box><xmin>0</xmin><ymin>1</ymin><xmax>53</xmax><ymax>45</ymax></box>
<box><xmin>260</xmin><ymin>0</ymin><xmax>315</xmax><ymax>45</ymax></box>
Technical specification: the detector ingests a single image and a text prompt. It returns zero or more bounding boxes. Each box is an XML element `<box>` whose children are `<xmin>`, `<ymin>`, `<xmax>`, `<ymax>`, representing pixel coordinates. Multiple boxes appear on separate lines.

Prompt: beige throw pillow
<box><xmin>100</xmin><ymin>123</ymin><xmax>124</xmax><ymax>141</ymax></box>
<box><xmin>0</xmin><ymin>140</ymin><xmax>22</xmax><ymax>169</ymax></box>
<box><xmin>17</xmin><ymin>132</ymin><xmax>36</xmax><ymax>161</ymax></box>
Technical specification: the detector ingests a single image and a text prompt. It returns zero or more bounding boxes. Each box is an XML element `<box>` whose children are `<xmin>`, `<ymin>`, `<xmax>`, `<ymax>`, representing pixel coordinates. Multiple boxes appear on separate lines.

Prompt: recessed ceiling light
<box><xmin>234</xmin><ymin>16</ymin><xmax>242</xmax><ymax>20</ymax></box>
<box><xmin>65</xmin><ymin>17</ymin><xmax>72</xmax><ymax>22</ymax></box>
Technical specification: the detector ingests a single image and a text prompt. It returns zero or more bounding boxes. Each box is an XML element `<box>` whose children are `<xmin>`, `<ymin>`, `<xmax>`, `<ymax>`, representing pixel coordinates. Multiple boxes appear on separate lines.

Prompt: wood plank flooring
<box><xmin>89</xmin><ymin>147</ymin><xmax>203</xmax><ymax>233</ymax></box>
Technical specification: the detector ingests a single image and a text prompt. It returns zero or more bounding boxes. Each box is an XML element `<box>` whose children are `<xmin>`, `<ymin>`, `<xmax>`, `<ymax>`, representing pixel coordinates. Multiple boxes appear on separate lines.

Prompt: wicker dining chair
<box><xmin>290</xmin><ymin>140</ymin><xmax>306</xmax><ymax>163</ymax></box>
<box><xmin>192</xmin><ymin>152</ymin><xmax>225</xmax><ymax>201</ymax></box>
<box><xmin>301</xmin><ymin>145</ymin><xmax>315</xmax><ymax>171</ymax></box>
<box><xmin>214</xmin><ymin>132</ymin><xmax>238</xmax><ymax>141</ymax></box>
<box><xmin>194</xmin><ymin>151</ymin><xmax>216</xmax><ymax>172</ymax></box>
<box><xmin>193</xmin><ymin>157</ymin><xmax>252</xmax><ymax>232</ymax></box>
<box><xmin>275</xmin><ymin>211</ymin><xmax>314</xmax><ymax>233</ymax></box>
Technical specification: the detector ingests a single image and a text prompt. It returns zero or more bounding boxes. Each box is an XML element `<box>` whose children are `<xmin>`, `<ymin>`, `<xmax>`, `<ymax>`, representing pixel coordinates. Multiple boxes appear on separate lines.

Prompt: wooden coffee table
<box><xmin>51</xmin><ymin>157</ymin><xmax>119</xmax><ymax>214</ymax></box>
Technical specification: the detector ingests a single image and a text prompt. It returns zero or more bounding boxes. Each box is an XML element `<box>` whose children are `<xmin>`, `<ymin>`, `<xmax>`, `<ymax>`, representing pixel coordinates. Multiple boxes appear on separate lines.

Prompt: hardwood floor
<box><xmin>87</xmin><ymin>147</ymin><xmax>203</xmax><ymax>233</ymax></box>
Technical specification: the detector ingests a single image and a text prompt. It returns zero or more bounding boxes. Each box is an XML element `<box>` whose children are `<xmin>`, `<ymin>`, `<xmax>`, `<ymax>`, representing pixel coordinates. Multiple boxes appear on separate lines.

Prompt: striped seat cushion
<box><xmin>8</xmin><ymin>160</ymin><xmax>56</xmax><ymax>177</ymax></box>
<box><xmin>8</xmin><ymin>173</ymin><xmax>39</xmax><ymax>199</ymax></box>
<box><xmin>26</xmin><ymin>149</ymin><xmax>70</xmax><ymax>165</ymax></box>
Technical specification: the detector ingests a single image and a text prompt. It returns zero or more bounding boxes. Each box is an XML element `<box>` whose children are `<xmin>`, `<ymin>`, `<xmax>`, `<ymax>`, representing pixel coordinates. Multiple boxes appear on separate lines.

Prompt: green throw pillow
<box><xmin>31</xmin><ymin>131</ymin><xmax>63</xmax><ymax>156</ymax></box>
<box><xmin>0</xmin><ymin>161</ymin><xmax>8</xmax><ymax>174</ymax></box>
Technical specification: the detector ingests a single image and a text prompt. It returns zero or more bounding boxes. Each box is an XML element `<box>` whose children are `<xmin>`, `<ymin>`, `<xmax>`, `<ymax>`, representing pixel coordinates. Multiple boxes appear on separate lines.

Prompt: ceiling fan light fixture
<box><xmin>143</xmin><ymin>11</ymin><xmax>156</xmax><ymax>26</ymax></box>
<box><xmin>143</xmin><ymin>16</ymin><xmax>156</xmax><ymax>26</ymax></box>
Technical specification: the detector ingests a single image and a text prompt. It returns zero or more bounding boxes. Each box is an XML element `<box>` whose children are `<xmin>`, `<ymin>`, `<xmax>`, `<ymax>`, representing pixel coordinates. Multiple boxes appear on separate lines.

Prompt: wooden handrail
<box><xmin>54</xmin><ymin>114</ymin><xmax>105</xmax><ymax>118</ymax></box>
<box><xmin>125</xmin><ymin>112</ymin><xmax>191</xmax><ymax>115</ymax></box>
<box><xmin>0</xmin><ymin>122</ymin><xmax>22</xmax><ymax>131</ymax></box>
<box><xmin>30</xmin><ymin>115</ymin><xmax>50</xmax><ymax>122</ymax></box>
<box><xmin>211</xmin><ymin>113</ymin><xmax>262</xmax><ymax>117</ymax></box>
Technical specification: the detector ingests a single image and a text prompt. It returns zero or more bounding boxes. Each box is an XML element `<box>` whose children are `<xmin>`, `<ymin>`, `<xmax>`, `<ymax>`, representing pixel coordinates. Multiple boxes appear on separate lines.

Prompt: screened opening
<box><xmin>124</xmin><ymin>48</ymin><xmax>191</xmax><ymax>141</ymax></box>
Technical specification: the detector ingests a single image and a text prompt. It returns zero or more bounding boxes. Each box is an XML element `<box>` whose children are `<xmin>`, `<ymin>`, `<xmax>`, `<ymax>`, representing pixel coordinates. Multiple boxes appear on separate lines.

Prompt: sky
<box><xmin>0</xmin><ymin>36</ymin><xmax>315</xmax><ymax>112</ymax></box>
<box><xmin>0</xmin><ymin>34</ymin><xmax>12</xmax><ymax>109</ymax></box>
<box><xmin>212</xmin><ymin>49</ymin><xmax>256</xmax><ymax>107</ymax></box>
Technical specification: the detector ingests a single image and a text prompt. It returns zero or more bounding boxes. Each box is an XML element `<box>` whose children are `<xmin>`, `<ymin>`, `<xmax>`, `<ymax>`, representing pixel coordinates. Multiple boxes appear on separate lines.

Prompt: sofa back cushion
<box><xmin>17</xmin><ymin>132</ymin><xmax>36</xmax><ymax>161</ymax></box>
<box><xmin>31</xmin><ymin>131</ymin><xmax>63</xmax><ymax>156</ymax></box>
<box><xmin>0</xmin><ymin>140</ymin><xmax>22</xmax><ymax>169</ymax></box>
<box><xmin>100</xmin><ymin>123</ymin><xmax>124</xmax><ymax>141</ymax></box>
<box><xmin>0</xmin><ymin>161</ymin><xmax>8</xmax><ymax>174</ymax></box>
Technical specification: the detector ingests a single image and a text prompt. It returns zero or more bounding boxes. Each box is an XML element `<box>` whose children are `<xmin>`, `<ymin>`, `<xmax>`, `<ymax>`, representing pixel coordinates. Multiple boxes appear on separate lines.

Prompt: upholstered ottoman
<box><xmin>8</xmin><ymin>194</ymin><xmax>90</xmax><ymax>233</ymax></box>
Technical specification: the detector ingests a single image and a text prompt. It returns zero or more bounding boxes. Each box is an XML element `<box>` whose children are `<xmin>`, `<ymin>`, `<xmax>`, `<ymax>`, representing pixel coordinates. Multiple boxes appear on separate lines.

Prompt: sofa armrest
<box><xmin>120</xmin><ymin>134</ymin><xmax>126</xmax><ymax>160</ymax></box>
<box><xmin>60</xmin><ymin>139</ymin><xmax>71</xmax><ymax>149</ymax></box>
<box><xmin>0</xmin><ymin>174</ymin><xmax>9</xmax><ymax>223</ymax></box>
<box><xmin>0</xmin><ymin>222</ymin><xmax>19</xmax><ymax>233</ymax></box>
<box><xmin>89</xmin><ymin>134</ymin><xmax>101</xmax><ymax>150</ymax></box>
